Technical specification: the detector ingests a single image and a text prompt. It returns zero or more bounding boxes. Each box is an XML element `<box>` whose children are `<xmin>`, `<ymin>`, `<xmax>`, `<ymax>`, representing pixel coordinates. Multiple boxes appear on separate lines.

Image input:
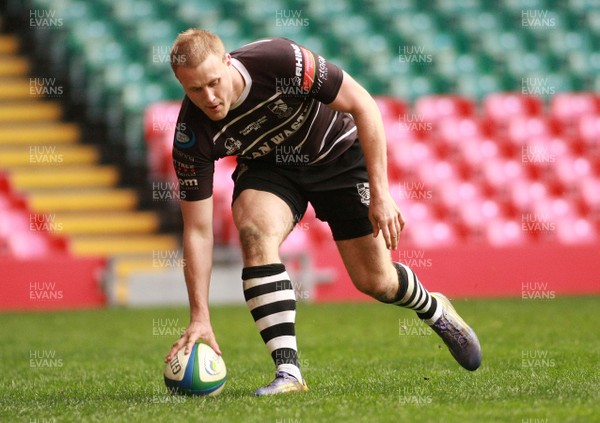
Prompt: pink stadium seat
<box><xmin>483</xmin><ymin>92</ymin><xmax>544</xmax><ymax>122</ymax></box>
<box><xmin>556</xmin><ymin>217</ymin><xmax>597</xmax><ymax>245</ymax></box>
<box><xmin>436</xmin><ymin>116</ymin><xmax>482</xmax><ymax>144</ymax></box>
<box><xmin>506</xmin><ymin>115</ymin><xmax>553</xmax><ymax>147</ymax></box>
<box><xmin>374</xmin><ymin>96</ymin><xmax>409</xmax><ymax>121</ymax></box>
<box><xmin>458</xmin><ymin>136</ymin><xmax>500</xmax><ymax>169</ymax></box>
<box><xmin>579</xmin><ymin>176</ymin><xmax>600</xmax><ymax>210</ymax></box>
<box><xmin>144</xmin><ymin>101</ymin><xmax>181</xmax><ymax>180</ymax></box>
<box><xmin>212</xmin><ymin>157</ymin><xmax>237</xmax><ymax>245</ymax></box>
<box><xmin>483</xmin><ymin>93</ymin><xmax>544</xmax><ymax>138</ymax></box>
<box><xmin>415</xmin><ymin>159</ymin><xmax>457</xmax><ymax>189</ymax></box>
<box><xmin>485</xmin><ymin>218</ymin><xmax>528</xmax><ymax>246</ymax></box>
<box><xmin>550</xmin><ymin>93</ymin><xmax>600</xmax><ymax>139</ymax></box>
<box><xmin>533</xmin><ymin>196</ymin><xmax>577</xmax><ymax>219</ymax></box>
<box><xmin>509</xmin><ymin>179</ymin><xmax>549</xmax><ymax>211</ymax></box>
<box><xmin>575</xmin><ymin>114</ymin><xmax>600</xmax><ymax>160</ymax></box>
<box><xmin>481</xmin><ymin>157</ymin><xmax>526</xmax><ymax>192</ymax></box>
<box><xmin>550</xmin><ymin>93</ymin><xmax>600</xmax><ymax>124</ymax></box>
<box><xmin>405</xmin><ymin>220</ymin><xmax>458</xmax><ymax>248</ymax></box>
<box><xmin>553</xmin><ymin>154</ymin><xmax>593</xmax><ymax>188</ymax></box>
<box><xmin>457</xmin><ymin>197</ymin><xmax>502</xmax><ymax>231</ymax></box>
<box><xmin>413</xmin><ymin>95</ymin><xmax>475</xmax><ymax>123</ymax></box>
<box><xmin>388</xmin><ymin>140</ymin><xmax>434</xmax><ymax>177</ymax></box>
<box><xmin>436</xmin><ymin>179</ymin><xmax>481</xmax><ymax>212</ymax></box>
<box><xmin>576</xmin><ymin>113</ymin><xmax>600</xmax><ymax>142</ymax></box>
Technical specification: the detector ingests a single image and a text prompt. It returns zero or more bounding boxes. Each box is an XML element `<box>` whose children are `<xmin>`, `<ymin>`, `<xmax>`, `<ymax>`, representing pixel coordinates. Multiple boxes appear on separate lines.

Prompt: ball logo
<box><xmin>169</xmin><ymin>355</ymin><xmax>182</xmax><ymax>375</ymax></box>
<box><xmin>204</xmin><ymin>352</ymin><xmax>223</xmax><ymax>376</ymax></box>
<box><xmin>174</xmin><ymin>129</ymin><xmax>196</xmax><ymax>149</ymax></box>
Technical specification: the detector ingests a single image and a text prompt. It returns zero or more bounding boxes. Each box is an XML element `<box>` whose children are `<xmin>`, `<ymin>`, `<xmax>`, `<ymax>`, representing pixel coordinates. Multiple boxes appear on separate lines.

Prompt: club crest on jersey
<box><xmin>356</xmin><ymin>182</ymin><xmax>371</xmax><ymax>206</ymax></box>
<box><xmin>224</xmin><ymin>137</ymin><xmax>242</xmax><ymax>155</ymax></box>
<box><xmin>174</xmin><ymin>128</ymin><xmax>196</xmax><ymax>149</ymax></box>
<box><xmin>267</xmin><ymin>99</ymin><xmax>293</xmax><ymax>118</ymax></box>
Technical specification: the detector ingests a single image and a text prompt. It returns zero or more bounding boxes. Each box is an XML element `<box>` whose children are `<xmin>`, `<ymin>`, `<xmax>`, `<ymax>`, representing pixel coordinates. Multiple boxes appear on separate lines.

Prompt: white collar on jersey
<box><xmin>230</xmin><ymin>57</ymin><xmax>252</xmax><ymax>110</ymax></box>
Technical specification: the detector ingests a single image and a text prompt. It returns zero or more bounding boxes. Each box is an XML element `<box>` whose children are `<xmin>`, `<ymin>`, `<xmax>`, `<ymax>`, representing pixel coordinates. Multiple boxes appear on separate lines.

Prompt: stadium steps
<box><xmin>0</xmin><ymin>101</ymin><xmax>63</xmax><ymax>122</ymax></box>
<box><xmin>26</xmin><ymin>188</ymin><xmax>139</xmax><ymax>212</ymax></box>
<box><xmin>0</xmin><ymin>33</ymin><xmax>181</xmax><ymax>303</ymax></box>
<box><xmin>0</xmin><ymin>144</ymin><xmax>100</xmax><ymax>166</ymax></box>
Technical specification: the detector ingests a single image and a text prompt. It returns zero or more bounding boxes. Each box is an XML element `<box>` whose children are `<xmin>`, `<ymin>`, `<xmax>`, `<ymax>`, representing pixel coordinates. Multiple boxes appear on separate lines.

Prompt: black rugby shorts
<box><xmin>231</xmin><ymin>139</ymin><xmax>373</xmax><ymax>241</ymax></box>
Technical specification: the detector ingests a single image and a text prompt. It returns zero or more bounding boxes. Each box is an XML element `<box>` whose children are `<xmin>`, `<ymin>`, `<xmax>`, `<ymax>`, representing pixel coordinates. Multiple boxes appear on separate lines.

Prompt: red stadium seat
<box><xmin>436</xmin><ymin>179</ymin><xmax>482</xmax><ymax>212</ymax></box>
<box><xmin>388</xmin><ymin>140</ymin><xmax>434</xmax><ymax>177</ymax></box>
<box><xmin>374</xmin><ymin>96</ymin><xmax>409</xmax><ymax>121</ymax></box>
<box><xmin>575</xmin><ymin>114</ymin><xmax>600</xmax><ymax>160</ymax></box>
<box><xmin>508</xmin><ymin>179</ymin><xmax>549</xmax><ymax>211</ymax></box>
<box><xmin>579</xmin><ymin>176</ymin><xmax>600</xmax><ymax>210</ymax></box>
<box><xmin>553</xmin><ymin>154</ymin><xmax>593</xmax><ymax>188</ymax></box>
<box><xmin>458</xmin><ymin>135</ymin><xmax>500</xmax><ymax>169</ymax></box>
<box><xmin>415</xmin><ymin>159</ymin><xmax>457</xmax><ymax>189</ymax></box>
<box><xmin>576</xmin><ymin>113</ymin><xmax>600</xmax><ymax>143</ymax></box>
<box><xmin>212</xmin><ymin>157</ymin><xmax>237</xmax><ymax>245</ymax></box>
<box><xmin>482</xmin><ymin>93</ymin><xmax>544</xmax><ymax>138</ymax></box>
<box><xmin>481</xmin><ymin>157</ymin><xmax>526</xmax><ymax>192</ymax></box>
<box><xmin>457</xmin><ymin>197</ymin><xmax>502</xmax><ymax>231</ymax></box>
<box><xmin>550</xmin><ymin>93</ymin><xmax>600</xmax><ymax>124</ymax></box>
<box><xmin>506</xmin><ymin>115</ymin><xmax>553</xmax><ymax>147</ymax></box>
<box><xmin>556</xmin><ymin>217</ymin><xmax>597</xmax><ymax>245</ymax></box>
<box><xmin>550</xmin><ymin>93</ymin><xmax>600</xmax><ymax>137</ymax></box>
<box><xmin>483</xmin><ymin>92</ymin><xmax>544</xmax><ymax>123</ymax></box>
<box><xmin>485</xmin><ymin>218</ymin><xmax>529</xmax><ymax>246</ymax></box>
<box><xmin>413</xmin><ymin>95</ymin><xmax>476</xmax><ymax>123</ymax></box>
<box><xmin>436</xmin><ymin>116</ymin><xmax>482</xmax><ymax>145</ymax></box>
<box><xmin>144</xmin><ymin>101</ymin><xmax>181</xmax><ymax>181</ymax></box>
<box><xmin>405</xmin><ymin>220</ymin><xmax>458</xmax><ymax>248</ymax></box>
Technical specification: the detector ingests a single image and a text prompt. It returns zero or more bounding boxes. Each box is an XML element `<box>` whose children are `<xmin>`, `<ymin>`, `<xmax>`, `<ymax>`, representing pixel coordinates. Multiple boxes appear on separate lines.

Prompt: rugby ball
<box><xmin>164</xmin><ymin>342</ymin><xmax>226</xmax><ymax>396</ymax></box>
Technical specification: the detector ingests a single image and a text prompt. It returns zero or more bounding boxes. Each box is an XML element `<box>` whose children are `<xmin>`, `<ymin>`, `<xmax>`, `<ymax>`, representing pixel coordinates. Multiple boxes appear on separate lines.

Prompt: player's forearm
<box><xmin>182</xmin><ymin>230</ymin><xmax>214</xmax><ymax>322</ymax></box>
<box><xmin>352</xmin><ymin>100</ymin><xmax>390</xmax><ymax>198</ymax></box>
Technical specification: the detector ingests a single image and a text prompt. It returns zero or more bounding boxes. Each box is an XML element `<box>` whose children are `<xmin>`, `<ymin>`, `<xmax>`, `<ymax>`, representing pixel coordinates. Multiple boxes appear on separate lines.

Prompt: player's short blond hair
<box><xmin>170</xmin><ymin>29</ymin><xmax>226</xmax><ymax>71</ymax></box>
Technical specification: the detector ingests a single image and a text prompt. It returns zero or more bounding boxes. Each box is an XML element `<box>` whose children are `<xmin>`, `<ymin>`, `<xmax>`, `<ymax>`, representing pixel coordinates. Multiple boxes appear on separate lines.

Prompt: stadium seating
<box><xmin>14</xmin><ymin>0</ymin><xmax>599</xmax><ymax>164</ymax></box>
<box><xmin>3</xmin><ymin>0</ymin><xmax>600</xmax><ymax>305</ymax></box>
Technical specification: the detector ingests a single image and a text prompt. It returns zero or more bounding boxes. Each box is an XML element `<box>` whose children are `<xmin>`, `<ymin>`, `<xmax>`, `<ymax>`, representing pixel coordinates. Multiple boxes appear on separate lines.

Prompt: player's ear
<box><xmin>223</xmin><ymin>53</ymin><xmax>232</xmax><ymax>65</ymax></box>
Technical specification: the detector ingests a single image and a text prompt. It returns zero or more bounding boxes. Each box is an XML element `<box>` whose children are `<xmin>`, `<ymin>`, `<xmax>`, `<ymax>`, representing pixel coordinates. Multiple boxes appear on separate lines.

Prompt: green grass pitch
<box><xmin>1</xmin><ymin>296</ymin><xmax>599</xmax><ymax>423</ymax></box>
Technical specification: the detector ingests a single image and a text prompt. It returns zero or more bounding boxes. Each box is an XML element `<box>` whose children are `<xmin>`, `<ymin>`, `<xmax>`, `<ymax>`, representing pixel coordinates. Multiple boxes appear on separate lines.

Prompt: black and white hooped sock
<box><xmin>391</xmin><ymin>262</ymin><xmax>442</xmax><ymax>325</ymax></box>
<box><xmin>242</xmin><ymin>263</ymin><xmax>302</xmax><ymax>383</ymax></box>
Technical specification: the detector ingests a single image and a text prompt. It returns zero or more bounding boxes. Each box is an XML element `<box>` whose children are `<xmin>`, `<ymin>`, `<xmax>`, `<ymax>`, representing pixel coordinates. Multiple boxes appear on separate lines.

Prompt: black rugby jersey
<box><xmin>172</xmin><ymin>37</ymin><xmax>358</xmax><ymax>201</ymax></box>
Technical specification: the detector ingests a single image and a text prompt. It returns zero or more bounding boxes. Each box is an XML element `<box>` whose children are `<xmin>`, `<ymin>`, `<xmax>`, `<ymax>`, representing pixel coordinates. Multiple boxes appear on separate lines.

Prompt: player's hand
<box><xmin>164</xmin><ymin>320</ymin><xmax>221</xmax><ymax>363</ymax></box>
<box><xmin>369</xmin><ymin>192</ymin><xmax>405</xmax><ymax>250</ymax></box>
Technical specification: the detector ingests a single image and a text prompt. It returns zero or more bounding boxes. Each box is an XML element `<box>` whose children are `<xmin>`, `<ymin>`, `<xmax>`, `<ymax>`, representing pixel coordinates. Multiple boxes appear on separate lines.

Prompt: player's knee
<box><xmin>238</xmin><ymin>223</ymin><xmax>265</xmax><ymax>250</ymax></box>
<box><xmin>237</xmin><ymin>222</ymin><xmax>279</xmax><ymax>263</ymax></box>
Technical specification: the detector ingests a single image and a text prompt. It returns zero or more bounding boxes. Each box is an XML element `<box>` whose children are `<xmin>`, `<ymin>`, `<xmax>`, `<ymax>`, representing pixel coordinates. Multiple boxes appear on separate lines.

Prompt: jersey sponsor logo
<box><xmin>239</xmin><ymin>115</ymin><xmax>268</xmax><ymax>136</ymax></box>
<box><xmin>356</xmin><ymin>182</ymin><xmax>370</xmax><ymax>206</ymax></box>
<box><xmin>174</xmin><ymin>128</ymin><xmax>196</xmax><ymax>149</ymax></box>
<box><xmin>312</xmin><ymin>55</ymin><xmax>328</xmax><ymax>95</ymax></box>
<box><xmin>251</xmin><ymin>102</ymin><xmax>310</xmax><ymax>159</ymax></box>
<box><xmin>178</xmin><ymin>178</ymin><xmax>199</xmax><ymax>187</ymax></box>
<box><xmin>172</xmin><ymin>149</ymin><xmax>196</xmax><ymax>163</ymax></box>
<box><xmin>267</xmin><ymin>99</ymin><xmax>293</xmax><ymax>118</ymax></box>
<box><xmin>300</xmin><ymin>46</ymin><xmax>315</xmax><ymax>92</ymax></box>
<box><xmin>174</xmin><ymin>160</ymin><xmax>196</xmax><ymax>175</ymax></box>
<box><xmin>291</xmin><ymin>43</ymin><xmax>303</xmax><ymax>79</ymax></box>
<box><xmin>224</xmin><ymin>137</ymin><xmax>242</xmax><ymax>155</ymax></box>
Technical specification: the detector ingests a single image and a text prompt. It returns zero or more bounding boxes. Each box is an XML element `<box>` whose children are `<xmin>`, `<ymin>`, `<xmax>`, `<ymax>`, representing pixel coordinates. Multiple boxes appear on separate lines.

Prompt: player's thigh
<box><xmin>232</xmin><ymin>189</ymin><xmax>295</xmax><ymax>243</ymax></box>
<box><xmin>335</xmin><ymin>233</ymin><xmax>396</xmax><ymax>293</ymax></box>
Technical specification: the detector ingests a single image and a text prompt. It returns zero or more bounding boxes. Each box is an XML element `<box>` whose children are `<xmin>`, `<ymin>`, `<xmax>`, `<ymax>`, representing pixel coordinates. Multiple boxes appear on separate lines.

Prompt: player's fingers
<box><xmin>207</xmin><ymin>337</ymin><xmax>222</xmax><ymax>356</ymax></box>
<box><xmin>380</xmin><ymin>220</ymin><xmax>393</xmax><ymax>249</ymax></box>
<box><xmin>165</xmin><ymin>338</ymin><xmax>185</xmax><ymax>363</ymax></box>
<box><xmin>184</xmin><ymin>338</ymin><xmax>196</xmax><ymax>355</ymax></box>
<box><xmin>369</xmin><ymin>215</ymin><xmax>380</xmax><ymax>238</ymax></box>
